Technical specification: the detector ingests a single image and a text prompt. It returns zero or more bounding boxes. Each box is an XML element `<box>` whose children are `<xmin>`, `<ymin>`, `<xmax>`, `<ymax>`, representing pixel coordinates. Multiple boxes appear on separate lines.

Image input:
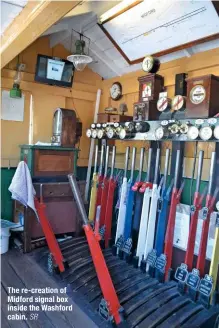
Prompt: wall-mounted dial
<box><xmin>110</xmin><ymin>82</ymin><xmax>122</xmax><ymax>100</ymax></box>
<box><xmin>214</xmin><ymin>125</ymin><xmax>219</xmax><ymax>140</ymax></box>
<box><xmin>125</xmin><ymin>122</ymin><xmax>135</xmax><ymax>132</ymax></box>
<box><xmin>157</xmin><ymin>97</ymin><xmax>171</xmax><ymax>112</ymax></box>
<box><xmin>97</xmin><ymin>129</ymin><xmax>105</xmax><ymax>139</ymax></box>
<box><xmin>155</xmin><ymin>127</ymin><xmax>165</xmax><ymax>140</ymax></box>
<box><xmin>179</xmin><ymin>123</ymin><xmax>189</xmax><ymax>134</ymax></box>
<box><xmin>135</xmin><ymin>122</ymin><xmax>150</xmax><ymax>133</ymax></box>
<box><xmin>86</xmin><ymin>129</ymin><xmax>92</xmax><ymax>138</ymax></box>
<box><xmin>190</xmin><ymin>85</ymin><xmax>206</xmax><ymax>105</ymax></box>
<box><xmin>91</xmin><ymin>129</ymin><xmax>97</xmax><ymax>139</ymax></box>
<box><xmin>142</xmin><ymin>56</ymin><xmax>160</xmax><ymax>73</ymax></box>
<box><xmin>169</xmin><ymin>123</ymin><xmax>179</xmax><ymax>134</ymax></box>
<box><xmin>187</xmin><ymin>126</ymin><xmax>199</xmax><ymax>140</ymax></box>
<box><xmin>199</xmin><ymin>126</ymin><xmax>212</xmax><ymax>141</ymax></box>
<box><xmin>119</xmin><ymin>128</ymin><xmax>127</xmax><ymax>140</ymax></box>
<box><xmin>172</xmin><ymin>95</ymin><xmax>186</xmax><ymax>111</ymax></box>
<box><xmin>106</xmin><ymin>128</ymin><xmax>115</xmax><ymax>139</ymax></box>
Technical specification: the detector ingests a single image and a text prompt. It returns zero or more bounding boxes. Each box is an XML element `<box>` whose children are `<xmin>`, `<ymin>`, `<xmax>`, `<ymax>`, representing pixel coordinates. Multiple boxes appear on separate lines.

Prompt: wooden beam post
<box><xmin>0</xmin><ymin>1</ymin><xmax>81</xmax><ymax>69</ymax></box>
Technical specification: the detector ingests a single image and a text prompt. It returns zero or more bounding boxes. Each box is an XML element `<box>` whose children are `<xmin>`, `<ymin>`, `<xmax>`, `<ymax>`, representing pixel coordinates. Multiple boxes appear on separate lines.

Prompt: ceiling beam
<box><xmin>0</xmin><ymin>0</ymin><xmax>81</xmax><ymax>68</ymax></box>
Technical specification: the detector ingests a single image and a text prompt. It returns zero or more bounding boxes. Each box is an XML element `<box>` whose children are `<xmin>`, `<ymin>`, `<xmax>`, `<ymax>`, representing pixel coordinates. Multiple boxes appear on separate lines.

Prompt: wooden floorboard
<box><xmin>1</xmin><ymin>249</ymin><xmax>99</xmax><ymax>328</ymax></box>
<box><xmin>1</xmin><ymin>255</ymin><xmax>54</xmax><ymax>328</ymax></box>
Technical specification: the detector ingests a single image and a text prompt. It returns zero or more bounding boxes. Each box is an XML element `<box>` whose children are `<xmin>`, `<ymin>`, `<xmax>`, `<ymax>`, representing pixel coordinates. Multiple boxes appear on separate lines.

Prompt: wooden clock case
<box><xmin>186</xmin><ymin>74</ymin><xmax>219</xmax><ymax>118</ymax></box>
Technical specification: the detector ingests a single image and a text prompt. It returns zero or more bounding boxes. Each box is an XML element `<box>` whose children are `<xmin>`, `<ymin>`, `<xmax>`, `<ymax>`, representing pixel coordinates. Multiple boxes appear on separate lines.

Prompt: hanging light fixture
<box><xmin>67</xmin><ymin>33</ymin><xmax>93</xmax><ymax>71</ymax></box>
<box><xmin>10</xmin><ymin>63</ymin><xmax>25</xmax><ymax>98</ymax></box>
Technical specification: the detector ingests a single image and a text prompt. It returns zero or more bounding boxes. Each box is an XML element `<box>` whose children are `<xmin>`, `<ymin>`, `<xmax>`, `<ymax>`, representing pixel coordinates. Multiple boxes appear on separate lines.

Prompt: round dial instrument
<box><xmin>199</xmin><ymin>126</ymin><xmax>212</xmax><ymax>141</ymax></box>
<box><xmin>97</xmin><ymin>129</ymin><xmax>104</xmax><ymax>139</ymax></box>
<box><xmin>86</xmin><ymin>129</ymin><xmax>92</xmax><ymax>138</ymax></box>
<box><xmin>190</xmin><ymin>85</ymin><xmax>206</xmax><ymax>105</ymax></box>
<box><xmin>91</xmin><ymin>123</ymin><xmax>96</xmax><ymax>129</ymax></box>
<box><xmin>106</xmin><ymin>128</ymin><xmax>115</xmax><ymax>139</ymax></box>
<box><xmin>172</xmin><ymin>95</ymin><xmax>186</xmax><ymax>111</ymax></box>
<box><xmin>119</xmin><ymin>128</ymin><xmax>127</xmax><ymax>140</ymax></box>
<box><xmin>115</xmin><ymin>126</ymin><xmax>122</xmax><ymax>135</ymax></box>
<box><xmin>213</xmin><ymin>125</ymin><xmax>219</xmax><ymax>140</ymax></box>
<box><xmin>142</xmin><ymin>56</ymin><xmax>160</xmax><ymax>73</ymax></box>
<box><xmin>169</xmin><ymin>123</ymin><xmax>179</xmax><ymax>134</ymax></box>
<box><xmin>91</xmin><ymin>129</ymin><xmax>97</xmax><ymax>139</ymax></box>
<box><xmin>135</xmin><ymin>122</ymin><xmax>150</xmax><ymax>133</ymax></box>
<box><xmin>125</xmin><ymin>122</ymin><xmax>135</xmax><ymax>132</ymax></box>
<box><xmin>179</xmin><ymin>123</ymin><xmax>189</xmax><ymax>134</ymax></box>
<box><xmin>110</xmin><ymin>82</ymin><xmax>122</xmax><ymax>100</ymax></box>
<box><xmin>187</xmin><ymin>126</ymin><xmax>199</xmax><ymax>140</ymax></box>
<box><xmin>157</xmin><ymin>97</ymin><xmax>171</xmax><ymax>112</ymax></box>
<box><xmin>155</xmin><ymin>127</ymin><xmax>164</xmax><ymax>140</ymax></box>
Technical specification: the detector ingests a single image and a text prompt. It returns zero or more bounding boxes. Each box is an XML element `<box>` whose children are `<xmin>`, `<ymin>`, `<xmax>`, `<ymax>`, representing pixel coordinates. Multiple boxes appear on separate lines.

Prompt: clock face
<box><xmin>142</xmin><ymin>56</ymin><xmax>154</xmax><ymax>72</ymax></box>
<box><xmin>157</xmin><ymin>97</ymin><xmax>169</xmax><ymax>112</ymax></box>
<box><xmin>110</xmin><ymin>82</ymin><xmax>122</xmax><ymax>100</ymax></box>
<box><xmin>142</xmin><ymin>82</ymin><xmax>152</xmax><ymax>100</ymax></box>
<box><xmin>172</xmin><ymin>95</ymin><xmax>185</xmax><ymax>111</ymax></box>
<box><xmin>190</xmin><ymin>85</ymin><xmax>206</xmax><ymax>105</ymax></box>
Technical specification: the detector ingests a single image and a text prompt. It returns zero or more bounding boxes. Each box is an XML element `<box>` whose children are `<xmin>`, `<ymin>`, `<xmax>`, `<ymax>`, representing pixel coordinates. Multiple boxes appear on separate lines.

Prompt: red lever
<box><xmin>132</xmin><ymin>181</ymin><xmax>143</xmax><ymax>192</ymax></box>
<box><xmin>184</xmin><ymin>191</ymin><xmax>203</xmax><ymax>270</ymax></box>
<box><xmin>139</xmin><ymin>182</ymin><xmax>153</xmax><ymax>193</ymax></box>
<box><xmin>164</xmin><ymin>183</ymin><xmax>184</xmax><ymax>281</ymax></box>
<box><xmin>84</xmin><ymin>225</ymin><xmax>122</xmax><ymax>324</ymax></box>
<box><xmin>35</xmin><ymin>198</ymin><xmax>65</xmax><ymax>273</ymax></box>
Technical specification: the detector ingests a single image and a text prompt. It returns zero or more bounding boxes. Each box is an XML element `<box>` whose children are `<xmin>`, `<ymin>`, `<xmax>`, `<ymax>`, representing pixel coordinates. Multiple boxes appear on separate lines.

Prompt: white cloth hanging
<box><xmin>8</xmin><ymin>161</ymin><xmax>38</xmax><ymax>219</ymax></box>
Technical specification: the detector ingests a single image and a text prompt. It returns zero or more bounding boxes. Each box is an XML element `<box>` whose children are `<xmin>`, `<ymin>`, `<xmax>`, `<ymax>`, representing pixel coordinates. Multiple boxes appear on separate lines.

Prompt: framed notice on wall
<box><xmin>1</xmin><ymin>90</ymin><xmax>25</xmax><ymax>122</ymax></box>
<box><xmin>100</xmin><ymin>0</ymin><xmax>219</xmax><ymax>64</ymax></box>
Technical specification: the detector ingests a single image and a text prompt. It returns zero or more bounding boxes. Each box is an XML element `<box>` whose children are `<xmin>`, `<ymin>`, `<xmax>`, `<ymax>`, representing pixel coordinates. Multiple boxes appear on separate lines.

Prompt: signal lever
<box><xmin>68</xmin><ymin>174</ymin><xmax>126</xmax><ymax>326</ymax></box>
